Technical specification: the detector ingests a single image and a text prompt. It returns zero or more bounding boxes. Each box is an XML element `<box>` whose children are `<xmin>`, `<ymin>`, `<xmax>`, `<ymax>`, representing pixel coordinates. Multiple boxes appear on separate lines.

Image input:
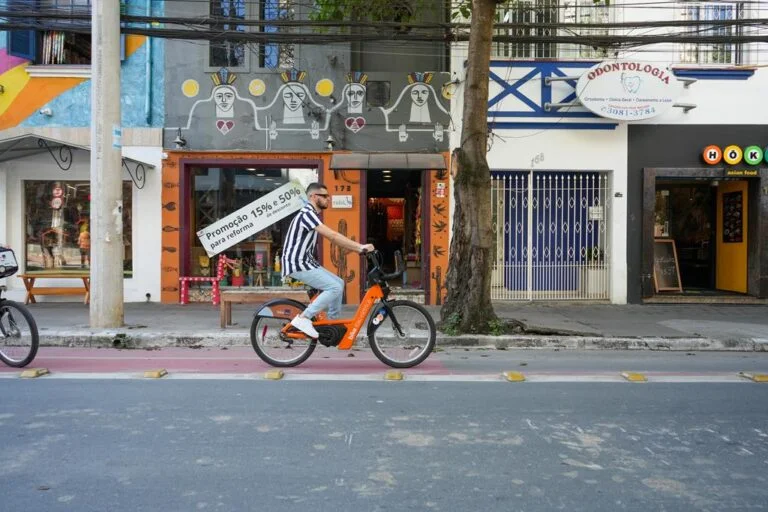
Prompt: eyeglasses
<box><xmin>313</xmin><ymin>193</ymin><xmax>330</xmax><ymax>198</ymax></box>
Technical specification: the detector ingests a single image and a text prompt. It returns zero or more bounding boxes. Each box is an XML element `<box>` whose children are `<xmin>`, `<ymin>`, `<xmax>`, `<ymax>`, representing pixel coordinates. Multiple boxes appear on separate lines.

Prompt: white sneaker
<box><xmin>290</xmin><ymin>315</ymin><xmax>319</xmax><ymax>339</ymax></box>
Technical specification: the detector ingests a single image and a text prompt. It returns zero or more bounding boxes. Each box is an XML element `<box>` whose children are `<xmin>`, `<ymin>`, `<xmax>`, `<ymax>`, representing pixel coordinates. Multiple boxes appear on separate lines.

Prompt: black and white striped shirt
<box><xmin>281</xmin><ymin>203</ymin><xmax>322</xmax><ymax>276</ymax></box>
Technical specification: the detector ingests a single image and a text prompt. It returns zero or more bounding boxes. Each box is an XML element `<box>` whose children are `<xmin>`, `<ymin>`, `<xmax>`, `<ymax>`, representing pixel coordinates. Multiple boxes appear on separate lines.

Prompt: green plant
<box><xmin>488</xmin><ymin>318</ymin><xmax>505</xmax><ymax>336</ymax></box>
<box><xmin>442</xmin><ymin>313</ymin><xmax>462</xmax><ymax>336</ymax></box>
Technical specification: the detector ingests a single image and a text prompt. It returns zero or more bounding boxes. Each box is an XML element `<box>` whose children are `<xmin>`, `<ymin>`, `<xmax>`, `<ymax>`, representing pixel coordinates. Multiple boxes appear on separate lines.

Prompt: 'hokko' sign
<box><xmin>576</xmin><ymin>61</ymin><xmax>683</xmax><ymax>121</ymax></box>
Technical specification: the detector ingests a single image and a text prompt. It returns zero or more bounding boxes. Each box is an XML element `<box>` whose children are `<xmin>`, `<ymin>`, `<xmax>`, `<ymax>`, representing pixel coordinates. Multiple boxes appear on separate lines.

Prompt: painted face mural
<box><xmin>214</xmin><ymin>85</ymin><xmax>236</xmax><ymax>117</ymax></box>
<box><xmin>282</xmin><ymin>87</ymin><xmax>306</xmax><ymax>113</ymax></box>
<box><xmin>410</xmin><ymin>84</ymin><xmax>430</xmax><ymax>108</ymax></box>
<box><xmin>379</xmin><ymin>71</ymin><xmax>450</xmax><ymax>143</ymax></box>
<box><xmin>346</xmin><ymin>83</ymin><xmax>366</xmax><ymax>114</ymax></box>
<box><xmin>281</xmin><ymin>85</ymin><xmax>308</xmax><ymax>124</ymax></box>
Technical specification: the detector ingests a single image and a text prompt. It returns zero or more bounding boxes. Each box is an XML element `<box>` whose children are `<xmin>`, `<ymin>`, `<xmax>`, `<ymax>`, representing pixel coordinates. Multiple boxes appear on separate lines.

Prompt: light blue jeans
<box><xmin>290</xmin><ymin>267</ymin><xmax>344</xmax><ymax>319</ymax></box>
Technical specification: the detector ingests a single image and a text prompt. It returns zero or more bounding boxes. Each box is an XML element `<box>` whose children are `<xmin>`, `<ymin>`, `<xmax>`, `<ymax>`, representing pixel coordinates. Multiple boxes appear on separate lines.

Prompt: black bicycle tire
<box><xmin>367</xmin><ymin>300</ymin><xmax>436</xmax><ymax>368</ymax></box>
<box><xmin>0</xmin><ymin>300</ymin><xmax>40</xmax><ymax>368</ymax></box>
<box><xmin>250</xmin><ymin>299</ymin><xmax>316</xmax><ymax>367</ymax></box>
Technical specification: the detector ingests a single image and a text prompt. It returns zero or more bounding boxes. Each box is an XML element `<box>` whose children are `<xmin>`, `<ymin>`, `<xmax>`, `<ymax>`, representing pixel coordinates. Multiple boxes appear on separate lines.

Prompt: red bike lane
<box><xmin>0</xmin><ymin>346</ymin><xmax>449</xmax><ymax>375</ymax></box>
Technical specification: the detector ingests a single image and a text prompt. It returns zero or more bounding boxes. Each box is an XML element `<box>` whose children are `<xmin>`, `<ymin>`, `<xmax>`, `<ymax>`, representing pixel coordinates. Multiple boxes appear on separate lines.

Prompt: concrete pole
<box><xmin>90</xmin><ymin>0</ymin><xmax>124</xmax><ymax>327</ymax></box>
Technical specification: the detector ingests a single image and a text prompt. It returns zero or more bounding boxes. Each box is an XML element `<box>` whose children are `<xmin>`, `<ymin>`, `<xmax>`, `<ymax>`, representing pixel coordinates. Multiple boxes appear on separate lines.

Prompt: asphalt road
<box><xmin>2</xmin><ymin>379</ymin><xmax>767</xmax><ymax>511</ymax></box>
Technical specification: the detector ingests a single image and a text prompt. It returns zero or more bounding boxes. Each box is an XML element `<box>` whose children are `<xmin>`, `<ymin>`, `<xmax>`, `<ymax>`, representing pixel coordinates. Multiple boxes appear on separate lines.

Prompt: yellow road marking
<box><xmin>621</xmin><ymin>372</ymin><xmax>647</xmax><ymax>382</ymax></box>
<box><xmin>20</xmin><ymin>368</ymin><xmax>49</xmax><ymax>378</ymax></box>
<box><xmin>503</xmin><ymin>371</ymin><xmax>526</xmax><ymax>382</ymax></box>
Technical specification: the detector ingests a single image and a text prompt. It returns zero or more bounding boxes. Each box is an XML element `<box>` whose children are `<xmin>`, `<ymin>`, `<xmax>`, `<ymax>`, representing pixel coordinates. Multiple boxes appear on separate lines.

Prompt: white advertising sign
<box><xmin>576</xmin><ymin>61</ymin><xmax>682</xmax><ymax>121</ymax></box>
<box><xmin>196</xmin><ymin>180</ymin><xmax>307</xmax><ymax>257</ymax></box>
<box><xmin>331</xmin><ymin>195</ymin><xmax>353</xmax><ymax>209</ymax></box>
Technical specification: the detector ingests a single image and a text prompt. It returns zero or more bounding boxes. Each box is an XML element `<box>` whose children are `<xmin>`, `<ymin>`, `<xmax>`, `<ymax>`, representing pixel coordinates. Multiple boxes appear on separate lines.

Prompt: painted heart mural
<box><xmin>344</xmin><ymin>117</ymin><xmax>366</xmax><ymax>133</ymax></box>
<box><xmin>216</xmin><ymin>120</ymin><xmax>235</xmax><ymax>135</ymax></box>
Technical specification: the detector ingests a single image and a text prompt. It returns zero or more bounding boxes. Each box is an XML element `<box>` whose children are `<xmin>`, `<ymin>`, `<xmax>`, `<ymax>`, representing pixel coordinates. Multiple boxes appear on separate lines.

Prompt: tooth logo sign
<box><xmin>621</xmin><ymin>73</ymin><xmax>642</xmax><ymax>94</ymax></box>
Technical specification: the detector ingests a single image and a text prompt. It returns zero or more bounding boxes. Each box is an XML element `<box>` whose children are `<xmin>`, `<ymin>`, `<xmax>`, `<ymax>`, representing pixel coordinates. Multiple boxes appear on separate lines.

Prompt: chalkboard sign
<box><xmin>653</xmin><ymin>238</ymin><xmax>682</xmax><ymax>292</ymax></box>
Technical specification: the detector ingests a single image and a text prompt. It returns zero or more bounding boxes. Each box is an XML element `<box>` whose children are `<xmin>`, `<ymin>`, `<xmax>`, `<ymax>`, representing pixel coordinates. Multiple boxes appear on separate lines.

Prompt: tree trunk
<box><xmin>440</xmin><ymin>0</ymin><xmax>498</xmax><ymax>333</ymax></box>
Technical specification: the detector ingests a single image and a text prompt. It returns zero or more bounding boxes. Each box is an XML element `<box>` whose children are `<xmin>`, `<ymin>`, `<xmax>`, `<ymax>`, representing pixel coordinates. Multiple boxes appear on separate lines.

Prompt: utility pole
<box><xmin>90</xmin><ymin>0</ymin><xmax>124</xmax><ymax>327</ymax></box>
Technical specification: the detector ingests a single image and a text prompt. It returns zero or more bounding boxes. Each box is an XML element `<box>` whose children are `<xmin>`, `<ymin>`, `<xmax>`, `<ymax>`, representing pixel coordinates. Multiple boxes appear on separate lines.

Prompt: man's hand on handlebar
<box><xmin>360</xmin><ymin>244</ymin><xmax>375</xmax><ymax>254</ymax></box>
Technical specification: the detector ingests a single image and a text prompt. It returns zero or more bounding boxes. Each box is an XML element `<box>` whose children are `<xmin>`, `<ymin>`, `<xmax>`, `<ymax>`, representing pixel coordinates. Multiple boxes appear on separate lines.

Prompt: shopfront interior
<box><xmin>654</xmin><ymin>178</ymin><xmax>749</xmax><ymax>296</ymax></box>
<box><xmin>185</xmin><ymin>166</ymin><xmax>315</xmax><ymax>287</ymax></box>
<box><xmin>365</xmin><ymin>169</ymin><xmax>424</xmax><ymax>287</ymax></box>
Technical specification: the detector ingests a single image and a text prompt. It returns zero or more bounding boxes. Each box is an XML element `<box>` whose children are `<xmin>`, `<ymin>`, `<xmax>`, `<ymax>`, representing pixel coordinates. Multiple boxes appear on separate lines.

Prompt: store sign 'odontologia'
<box><xmin>576</xmin><ymin>61</ymin><xmax>683</xmax><ymax>121</ymax></box>
<box><xmin>196</xmin><ymin>180</ymin><xmax>307</xmax><ymax>257</ymax></box>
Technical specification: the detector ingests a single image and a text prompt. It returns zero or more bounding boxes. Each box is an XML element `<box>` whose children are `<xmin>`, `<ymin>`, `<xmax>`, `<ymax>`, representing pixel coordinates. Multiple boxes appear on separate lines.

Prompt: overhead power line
<box><xmin>1</xmin><ymin>11</ymin><xmax>766</xmax><ymax>47</ymax></box>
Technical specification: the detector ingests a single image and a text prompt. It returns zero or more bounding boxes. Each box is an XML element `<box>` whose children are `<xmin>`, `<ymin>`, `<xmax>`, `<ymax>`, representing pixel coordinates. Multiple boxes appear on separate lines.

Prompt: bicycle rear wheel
<box><xmin>367</xmin><ymin>300</ymin><xmax>435</xmax><ymax>368</ymax></box>
<box><xmin>0</xmin><ymin>300</ymin><xmax>39</xmax><ymax>368</ymax></box>
<box><xmin>250</xmin><ymin>299</ymin><xmax>316</xmax><ymax>367</ymax></box>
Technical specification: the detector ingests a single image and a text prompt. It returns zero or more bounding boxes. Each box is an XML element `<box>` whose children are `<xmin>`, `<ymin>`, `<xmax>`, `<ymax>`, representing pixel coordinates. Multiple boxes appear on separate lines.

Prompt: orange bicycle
<box><xmin>250</xmin><ymin>250</ymin><xmax>436</xmax><ymax>368</ymax></box>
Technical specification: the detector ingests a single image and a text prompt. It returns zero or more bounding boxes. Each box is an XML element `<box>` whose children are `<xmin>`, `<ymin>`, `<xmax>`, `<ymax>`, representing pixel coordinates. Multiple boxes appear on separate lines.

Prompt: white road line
<box><xmin>0</xmin><ymin>372</ymin><xmax>756</xmax><ymax>382</ymax></box>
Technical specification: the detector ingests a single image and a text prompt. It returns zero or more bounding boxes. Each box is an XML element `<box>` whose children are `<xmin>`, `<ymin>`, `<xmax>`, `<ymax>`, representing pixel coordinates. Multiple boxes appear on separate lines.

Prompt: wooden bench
<box><xmin>220</xmin><ymin>288</ymin><xmax>309</xmax><ymax>328</ymax></box>
<box><xmin>18</xmin><ymin>273</ymin><xmax>90</xmax><ymax>305</ymax></box>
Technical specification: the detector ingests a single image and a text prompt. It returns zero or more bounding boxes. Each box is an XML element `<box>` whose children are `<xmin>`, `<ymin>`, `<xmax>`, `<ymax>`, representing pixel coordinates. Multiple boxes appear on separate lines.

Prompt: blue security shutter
<box><xmin>7</xmin><ymin>30</ymin><xmax>37</xmax><ymax>61</ymax></box>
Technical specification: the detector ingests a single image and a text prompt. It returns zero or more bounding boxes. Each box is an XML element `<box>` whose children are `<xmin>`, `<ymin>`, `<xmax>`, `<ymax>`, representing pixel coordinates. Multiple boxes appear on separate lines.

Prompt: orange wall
<box><xmin>426</xmin><ymin>163</ymin><xmax>450</xmax><ymax>305</ymax></box>
<box><xmin>160</xmin><ymin>151</ymin><xmax>449</xmax><ymax>305</ymax></box>
<box><xmin>318</xmin><ymin>170</ymin><xmax>363</xmax><ymax>304</ymax></box>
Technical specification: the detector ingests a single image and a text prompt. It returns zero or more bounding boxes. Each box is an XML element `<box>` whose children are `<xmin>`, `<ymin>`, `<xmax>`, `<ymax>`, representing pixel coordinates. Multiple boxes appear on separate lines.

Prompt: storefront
<box><xmin>0</xmin><ymin>133</ymin><xmax>162</xmax><ymax>303</ymax></box>
<box><xmin>160</xmin><ymin>151</ymin><xmax>450</xmax><ymax>305</ymax></box>
<box><xmin>628</xmin><ymin>125</ymin><xmax>768</xmax><ymax>302</ymax></box>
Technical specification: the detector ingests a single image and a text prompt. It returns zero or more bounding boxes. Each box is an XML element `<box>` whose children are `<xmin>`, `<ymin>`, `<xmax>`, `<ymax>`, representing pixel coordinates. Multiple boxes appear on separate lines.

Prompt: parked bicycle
<box><xmin>0</xmin><ymin>246</ymin><xmax>39</xmax><ymax>367</ymax></box>
<box><xmin>250</xmin><ymin>250</ymin><xmax>436</xmax><ymax>368</ymax></box>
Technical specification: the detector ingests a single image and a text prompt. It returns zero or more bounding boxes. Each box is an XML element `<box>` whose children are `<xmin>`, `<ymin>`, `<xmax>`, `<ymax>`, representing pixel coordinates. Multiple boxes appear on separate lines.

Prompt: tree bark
<box><xmin>440</xmin><ymin>0</ymin><xmax>498</xmax><ymax>333</ymax></box>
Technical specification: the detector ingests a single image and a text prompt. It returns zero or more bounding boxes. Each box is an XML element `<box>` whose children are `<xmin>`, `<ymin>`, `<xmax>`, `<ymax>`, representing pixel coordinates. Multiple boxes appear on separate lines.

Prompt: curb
<box><xmin>37</xmin><ymin>330</ymin><xmax>768</xmax><ymax>352</ymax></box>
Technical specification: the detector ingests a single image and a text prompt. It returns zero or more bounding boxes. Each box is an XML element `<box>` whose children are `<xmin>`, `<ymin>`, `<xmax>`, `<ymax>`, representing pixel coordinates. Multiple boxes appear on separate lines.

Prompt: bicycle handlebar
<box><xmin>363</xmin><ymin>249</ymin><xmax>404</xmax><ymax>283</ymax></box>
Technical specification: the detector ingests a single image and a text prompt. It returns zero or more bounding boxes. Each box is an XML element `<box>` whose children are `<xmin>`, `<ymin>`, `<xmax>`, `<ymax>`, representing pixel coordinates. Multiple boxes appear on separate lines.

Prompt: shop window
<box><xmin>680</xmin><ymin>2</ymin><xmax>742</xmax><ymax>65</ymax></box>
<box><xmin>6</xmin><ymin>0</ymin><xmax>126</xmax><ymax>65</ymax></box>
<box><xmin>24</xmin><ymin>180</ymin><xmax>133</xmax><ymax>275</ymax></box>
<box><xmin>189</xmin><ymin>167</ymin><xmax>315</xmax><ymax>284</ymax></box>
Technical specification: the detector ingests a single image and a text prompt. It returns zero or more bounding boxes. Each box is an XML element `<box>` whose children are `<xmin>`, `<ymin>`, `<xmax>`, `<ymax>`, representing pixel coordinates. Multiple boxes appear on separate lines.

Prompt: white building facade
<box><xmin>451</xmin><ymin>0</ymin><xmax>768</xmax><ymax>304</ymax></box>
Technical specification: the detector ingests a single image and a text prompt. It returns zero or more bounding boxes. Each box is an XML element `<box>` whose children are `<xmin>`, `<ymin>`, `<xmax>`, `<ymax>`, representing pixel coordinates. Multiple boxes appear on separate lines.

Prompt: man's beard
<box><xmin>317</xmin><ymin>201</ymin><xmax>329</xmax><ymax>210</ymax></box>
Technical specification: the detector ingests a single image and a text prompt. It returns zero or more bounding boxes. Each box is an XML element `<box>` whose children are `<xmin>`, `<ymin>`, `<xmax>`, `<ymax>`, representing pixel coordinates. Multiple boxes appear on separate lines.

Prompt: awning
<box><xmin>330</xmin><ymin>152</ymin><xmax>446</xmax><ymax>170</ymax></box>
<box><xmin>0</xmin><ymin>134</ymin><xmax>154</xmax><ymax>188</ymax></box>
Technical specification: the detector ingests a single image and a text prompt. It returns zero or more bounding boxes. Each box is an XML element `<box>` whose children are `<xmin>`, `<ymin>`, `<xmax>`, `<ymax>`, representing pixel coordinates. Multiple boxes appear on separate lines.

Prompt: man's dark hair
<box><xmin>306</xmin><ymin>182</ymin><xmax>327</xmax><ymax>195</ymax></box>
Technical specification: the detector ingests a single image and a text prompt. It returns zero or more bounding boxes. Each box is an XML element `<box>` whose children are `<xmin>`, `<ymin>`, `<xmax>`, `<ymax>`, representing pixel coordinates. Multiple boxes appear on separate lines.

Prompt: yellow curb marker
<box><xmin>503</xmin><ymin>371</ymin><xmax>526</xmax><ymax>382</ymax></box>
<box><xmin>384</xmin><ymin>370</ymin><xmax>404</xmax><ymax>381</ymax></box>
<box><xmin>264</xmin><ymin>370</ymin><xmax>284</xmax><ymax>380</ymax></box>
<box><xmin>738</xmin><ymin>372</ymin><xmax>768</xmax><ymax>383</ymax></box>
<box><xmin>621</xmin><ymin>372</ymin><xmax>647</xmax><ymax>382</ymax></box>
<box><xmin>20</xmin><ymin>368</ymin><xmax>49</xmax><ymax>379</ymax></box>
<box><xmin>143</xmin><ymin>369</ymin><xmax>168</xmax><ymax>379</ymax></box>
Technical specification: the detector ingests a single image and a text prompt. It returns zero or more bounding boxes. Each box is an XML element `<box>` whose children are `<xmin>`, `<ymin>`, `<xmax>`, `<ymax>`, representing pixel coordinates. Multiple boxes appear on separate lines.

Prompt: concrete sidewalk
<box><xmin>16</xmin><ymin>301</ymin><xmax>768</xmax><ymax>352</ymax></box>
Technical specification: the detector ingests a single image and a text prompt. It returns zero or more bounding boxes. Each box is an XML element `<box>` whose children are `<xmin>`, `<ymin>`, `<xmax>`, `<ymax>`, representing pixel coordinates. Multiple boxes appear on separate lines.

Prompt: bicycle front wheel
<box><xmin>367</xmin><ymin>300</ymin><xmax>436</xmax><ymax>368</ymax></box>
<box><xmin>250</xmin><ymin>299</ymin><xmax>316</xmax><ymax>367</ymax></box>
<box><xmin>0</xmin><ymin>300</ymin><xmax>39</xmax><ymax>368</ymax></box>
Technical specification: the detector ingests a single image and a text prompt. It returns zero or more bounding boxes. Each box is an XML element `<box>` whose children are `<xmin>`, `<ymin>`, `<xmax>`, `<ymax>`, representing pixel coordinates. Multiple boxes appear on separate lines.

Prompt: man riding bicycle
<box><xmin>281</xmin><ymin>183</ymin><xmax>375</xmax><ymax>338</ymax></box>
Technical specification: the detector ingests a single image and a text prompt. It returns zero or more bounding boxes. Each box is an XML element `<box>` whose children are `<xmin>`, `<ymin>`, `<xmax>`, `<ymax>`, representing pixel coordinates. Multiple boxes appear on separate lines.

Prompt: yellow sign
<box><xmin>726</xmin><ymin>169</ymin><xmax>759</xmax><ymax>177</ymax></box>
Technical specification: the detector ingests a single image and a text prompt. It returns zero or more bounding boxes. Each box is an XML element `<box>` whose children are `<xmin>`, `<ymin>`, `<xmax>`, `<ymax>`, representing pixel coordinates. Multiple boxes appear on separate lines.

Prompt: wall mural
<box><xmin>0</xmin><ymin>35</ymin><xmax>158</xmax><ymax>131</ymax></box>
<box><xmin>172</xmin><ymin>68</ymin><xmax>451</xmax><ymax>145</ymax></box>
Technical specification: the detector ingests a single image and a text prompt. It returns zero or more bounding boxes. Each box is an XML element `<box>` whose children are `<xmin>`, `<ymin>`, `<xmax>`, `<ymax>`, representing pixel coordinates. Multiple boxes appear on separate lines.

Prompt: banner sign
<box><xmin>576</xmin><ymin>61</ymin><xmax>682</xmax><ymax>121</ymax></box>
<box><xmin>196</xmin><ymin>180</ymin><xmax>307</xmax><ymax>257</ymax></box>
